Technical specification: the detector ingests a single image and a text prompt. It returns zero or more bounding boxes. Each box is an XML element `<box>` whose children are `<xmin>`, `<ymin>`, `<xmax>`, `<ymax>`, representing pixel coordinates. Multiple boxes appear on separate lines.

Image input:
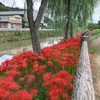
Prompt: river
<box><xmin>0</xmin><ymin>37</ymin><xmax>63</xmax><ymax>56</ymax></box>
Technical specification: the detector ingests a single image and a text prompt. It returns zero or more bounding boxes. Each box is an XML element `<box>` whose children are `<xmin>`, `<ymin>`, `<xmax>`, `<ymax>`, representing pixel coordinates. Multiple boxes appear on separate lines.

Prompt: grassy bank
<box><xmin>89</xmin><ymin>29</ymin><xmax>100</xmax><ymax>54</ymax></box>
<box><xmin>0</xmin><ymin>30</ymin><xmax>64</xmax><ymax>43</ymax></box>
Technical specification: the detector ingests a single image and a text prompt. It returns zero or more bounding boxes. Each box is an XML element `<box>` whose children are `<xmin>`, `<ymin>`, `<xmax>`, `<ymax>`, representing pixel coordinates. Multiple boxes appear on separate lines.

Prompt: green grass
<box><xmin>92</xmin><ymin>29</ymin><xmax>100</xmax><ymax>36</ymax></box>
<box><xmin>88</xmin><ymin>29</ymin><xmax>100</xmax><ymax>54</ymax></box>
<box><xmin>0</xmin><ymin>30</ymin><xmax>64</xmax><ymax>43</ymax></box>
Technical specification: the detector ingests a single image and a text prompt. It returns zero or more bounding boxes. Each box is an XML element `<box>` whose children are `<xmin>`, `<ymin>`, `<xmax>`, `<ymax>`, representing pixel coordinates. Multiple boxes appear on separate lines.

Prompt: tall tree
<box><xmin>26</xmin><ymin>0</ymin><xmax>48</xmax><ymax>54</ymax></box>
<box><xmin>47</xmin><ymin>0</ymin><xmax>100</xmax><ymax>39</ymax></box>
<box><xmin>65</xmin><ymin>0</ymin><xmax>72</xmax><ymax>39</ymax></box>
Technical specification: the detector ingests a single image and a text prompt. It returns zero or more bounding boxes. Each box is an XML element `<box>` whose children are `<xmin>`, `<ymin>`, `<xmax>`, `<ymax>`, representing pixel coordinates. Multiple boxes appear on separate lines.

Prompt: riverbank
<box><xmin>0</xmin><ymin>37</ymin><xmax>62</xmax><ymax>56</ymax></box>
<box><xmin>0</xmin><ymin>30</ymin><xmax>64</xmax><ymax>43</ymax></box>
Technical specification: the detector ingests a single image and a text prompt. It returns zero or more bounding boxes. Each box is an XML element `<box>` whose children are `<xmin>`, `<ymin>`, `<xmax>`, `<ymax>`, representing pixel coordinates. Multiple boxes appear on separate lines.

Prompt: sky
<box><xmin>0</xmin><ymin>0</ymin><xmax>100</xmax><ymax>23</ymax></box>
<box><xmin>0</xmin><ymin>0</ymin><xmax>41</xmax><ymax>10</ymax></box>
<box><xmin>93</xmin><ymin>4</ymin><xmax>100</xmax><ymax>23</ymax></box>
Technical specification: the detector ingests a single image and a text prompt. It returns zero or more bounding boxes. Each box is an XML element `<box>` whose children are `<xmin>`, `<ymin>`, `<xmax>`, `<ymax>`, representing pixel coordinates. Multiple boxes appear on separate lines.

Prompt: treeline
<box><xmin>87</xmin><ymin>20</ymin><xmax>100</xmax><ymax>30</ymax></box>
<box><xmin>0</xmin><ymin>2</ymin><xmax>24</xmax><ymax>11</ymax></box>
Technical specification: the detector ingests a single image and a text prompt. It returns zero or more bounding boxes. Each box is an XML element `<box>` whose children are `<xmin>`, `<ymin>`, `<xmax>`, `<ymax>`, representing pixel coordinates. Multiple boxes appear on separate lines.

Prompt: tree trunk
<box><xmin>65</xmin><ymin>21</ymin><xmax>70</xmax><ymax>39</ymax></box>
<box><xmin>65</xmin><ymin>0</ymin><xmax>71</xmax><ymax>39</ymax></box>
<box><xmin>26</xmin><ymin>0</ymin><xmax>48</xmax><ymax>54</ymax></box>
<box><xmin>70</xmin><ymin>22</ymin><xmax>73</xmax><ymax>37</ymax></box>
<box><xmin>72</xmin><ymin>35</ymin><xmax>95</xmax><ymax>100</ymax></box>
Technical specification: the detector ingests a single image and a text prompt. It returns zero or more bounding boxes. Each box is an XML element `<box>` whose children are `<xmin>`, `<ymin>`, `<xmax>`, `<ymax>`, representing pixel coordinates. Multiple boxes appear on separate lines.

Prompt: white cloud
<box><xmin>92</xmin><ymin>5</ymin><xmax>100</xmax><ymax>23</ymax></box>
<box><xmin>14</xmin><ymin>0</ymin><xmax>25</xmax><ymax>8</ymax></box>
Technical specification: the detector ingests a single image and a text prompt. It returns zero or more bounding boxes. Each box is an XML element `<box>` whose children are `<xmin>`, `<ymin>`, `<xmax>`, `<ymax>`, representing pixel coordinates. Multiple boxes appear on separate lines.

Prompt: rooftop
<box><xmin>0</xmin><ymin>11</ymin><xmax>25</xmax><ymax>16</ymax></box>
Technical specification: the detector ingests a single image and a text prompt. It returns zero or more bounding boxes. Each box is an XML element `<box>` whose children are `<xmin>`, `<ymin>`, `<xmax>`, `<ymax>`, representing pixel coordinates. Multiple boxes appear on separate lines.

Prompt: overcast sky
<box><xmin>0</xmin><ymin>0</ymin><xmax>100</xmax><ymax>23</ymax></box>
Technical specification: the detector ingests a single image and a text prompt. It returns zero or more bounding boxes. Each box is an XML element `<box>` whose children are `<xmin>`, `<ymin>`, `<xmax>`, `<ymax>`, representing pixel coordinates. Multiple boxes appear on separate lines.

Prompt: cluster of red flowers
<box><xmin>43</xmin><ymin>70</ymin><xmax>74</xmax><ymax>100</ymax></box>
<box><xmin>0</xmin><ymin>35</ymin><xmax>83</xmax><ymax>100</ymax></box>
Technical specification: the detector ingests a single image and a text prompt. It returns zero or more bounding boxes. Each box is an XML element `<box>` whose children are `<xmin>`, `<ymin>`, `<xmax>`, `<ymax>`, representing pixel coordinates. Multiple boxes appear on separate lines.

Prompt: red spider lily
<box><xmin>30</xmin><ymin>89</ymin><xmax>38</xmax><ymax>96</ymax></box>
<box><xmin>68</xmin><ymin>84</ymin><xmax>74</xmax><ymax>92</ymax></box>
<box><xmin>26</xmin><ymin>74</ymin><xmax>35</xmax><ymax>83</ymax></box>
<box><xmin>91</xmin><ymin>65</ymin><xmax>95</xmax><ymax>68</ymax></box>
<box><xmin>0</xmin><ymin>77</ymin><xmax>20</xmax><ymax>90</ymax></box>
<box><xmin>89</xmin><ymin>55</ymin><xmax>94</xmax><ymax>60</ymax></box>
<box><xmin>0</xmin><ymin>34</ymin><xmax>93</xmax><ymax>100</ymax></box>
<box><xmin>17</xmin><ymin>90</ymin><xmax>33</xmax><ymax>100</ymax></box>
<box><xmin>6</xmin><ymin>69</ymin><xmax>21</xmax><ymax>77</ymax></box>
<box><xmin>0</xmin><ymin>88</ymin><xmax>10</xmax><ymax>99</ymax></box>
<box><xmin>19</xmin><ymin>77</ymin><xmax>24</xmax><ymax>81</ymax></box>
<box><xmin>38</xmin><ymin>54</ymin><xmax>45</xmax><ymax>60</ymax></box>
<box><xmin>47</xmin><ymin>61</ymin><xmax>53</xmax><ymax>66</ymax></box>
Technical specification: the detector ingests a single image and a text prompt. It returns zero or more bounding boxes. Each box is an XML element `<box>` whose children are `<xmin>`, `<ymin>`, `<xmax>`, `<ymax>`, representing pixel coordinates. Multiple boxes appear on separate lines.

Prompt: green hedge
<box><xmin>0</xmin><ymin>30</ymin><xmax>64</xmax><ymax>43</ymax></box>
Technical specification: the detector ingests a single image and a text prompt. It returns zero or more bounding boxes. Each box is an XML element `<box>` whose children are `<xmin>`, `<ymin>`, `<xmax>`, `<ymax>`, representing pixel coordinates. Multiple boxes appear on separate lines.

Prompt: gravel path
<box><xmin>91</xmin><ymin>38</ymin><xmax>100</xmax><ymax>100</ymax></box>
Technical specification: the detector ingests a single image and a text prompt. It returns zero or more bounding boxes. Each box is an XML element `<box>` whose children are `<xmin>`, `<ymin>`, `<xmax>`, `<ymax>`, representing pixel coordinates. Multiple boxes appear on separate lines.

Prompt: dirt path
<box><xmin>91</xmin><ymin>38</ymin><xmax>100</xmax><ymax>100</ymax></box>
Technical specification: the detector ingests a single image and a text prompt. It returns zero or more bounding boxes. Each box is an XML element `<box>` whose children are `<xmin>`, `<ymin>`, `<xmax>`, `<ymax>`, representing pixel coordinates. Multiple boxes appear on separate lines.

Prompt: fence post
<box><xmin>71</xmin><ymin>31</ymin><xmax>95</xmax><ymax>100</ymax></box>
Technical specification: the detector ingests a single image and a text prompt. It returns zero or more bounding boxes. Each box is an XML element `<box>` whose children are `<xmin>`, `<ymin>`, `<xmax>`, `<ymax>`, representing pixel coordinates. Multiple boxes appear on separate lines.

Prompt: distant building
<box><xmin>0</xmin><ymin>11</ymin><xmax>51</xmax><ymax>29</ymax></box>
<box><xmin>24</xmin><ymin>10</ymin><xmax>46</xmax><ymax>28</ymax></box>
<box><xmin>0</xmin><ymin>11</ymin><xmax>24</xmax><ymax>28</ymax></box>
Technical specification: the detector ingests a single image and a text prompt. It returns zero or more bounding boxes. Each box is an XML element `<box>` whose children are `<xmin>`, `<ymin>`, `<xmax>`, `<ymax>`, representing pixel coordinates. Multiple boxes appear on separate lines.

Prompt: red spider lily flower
<box><xmin>38</xmin><ymin>65</ymin><xmax>46</xmax><ymax>73</ymax></box>
<box><xmin>30</xmin><ymin>89</ymin><xmax>38</xmax><ymax>96</ymax></box>
<box><xmin>64</xmin><ymin>53</ymin><xmax>73</xmax><ymax>57</ymax></box>
<box><xmin>26</xmin><ymin>74</ymin><xmax>35</xmax><ymax>81</ymax></box>
<box><xmin>77</xmin><ymin>33</ymin><xmax>81</xmax><ymax>37</ymax></box>
<box><xmin>17</xmin><ymin>90</ymin><xmax>32</xmax><ymax>100</ymax></box>
<box><xmin>47</xmin><ymin>61</ymin><xmax>53</xmax><ymax>66</ymax></box>
<box><xmin>61</xmin><ymin>92</ymin><xmax>70</xmax><ymax>100</ymax></box>
<box><xmin>42</xmin><ymin>47</ymin><xmax>53</xmax><ymax>58</ymax></box>
<box><xmin>8</xmin><ymin>94</ymin><xmax>18</xmax><ymax>100</ymax></box>
<box><xmin>0</xmin><ymin>88</ymin><xmax>10</xmax><ymax>99</ymax></box>
<box><xmin>1</xmin><ymin>80</ymin><xmax>20</xmax><ymax>90</ymax></box>
<box><xmin>89</xmin><ymin>55</ymin><xmax>94</xmax><ymax>60</ymax></box>
<box><xmin>18</xmin><ymin>60</ymin><xmax>27</xmax><ymax>68</ymax></box>
<box><xmin>91</xmin><ymin>65</ymin><xmax>95</xmax><ymax>68</ymax></box>
<box><xmin>0</xmin><ymin>77</ymin><xmax>19</xmax><ymax>90</ymax></box>
<box><xmin>26</xmin><ymin>74</ymin><xmax>35</xmax><ymax>83</ymax></box>
<box><xmin>33</xmin><ymin>61</ymin><xmax>38</xmax><ymax>67</ymax></box>
<box><xmin>19</xmin><ymin>77</ymin><xmax>24</xmax><ymax>81</ymax></box>
<box><xmin>49</xmin><ymin>86</ymin><xmax>70</xmax><ymax>100</ymax></box>
<box><xmin>38</xmin><ymin>54</ymin><xmax>45</xmax><ymax>60</ymax></box>
<box><xmin>6</xmin><ymin>69</ymin><xmax>21</xmax><ymax>77</ymax></box>
<box><xmin>0</xmin><ymin>66</ymin><xmax>6</xmax><ymax>72</ymax></box>
<box><xmin>68</xmin><ymin>84</ymin><xmax>74</xmax><ymax>92</ymax></box>
<box><xmin>43</xmin><ymin>73</ymin><xmax>51</xmax><ymax>82</ymax></box>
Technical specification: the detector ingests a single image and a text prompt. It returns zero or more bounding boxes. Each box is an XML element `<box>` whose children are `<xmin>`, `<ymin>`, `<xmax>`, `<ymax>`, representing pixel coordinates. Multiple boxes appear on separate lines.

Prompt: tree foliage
<box><xmin>0</xmin><ymin>2</ymin><xmax>24</xmax><ymax>11</ymax></box>
<box><xmin>46</xmin><ymin>0</ymin><xmax>100</xmax><ymax>38</ymax></box>
<box><xmin>87</xmin><ymin>20</ymin><xmax>100</xmax><ymax>29</ymax></box>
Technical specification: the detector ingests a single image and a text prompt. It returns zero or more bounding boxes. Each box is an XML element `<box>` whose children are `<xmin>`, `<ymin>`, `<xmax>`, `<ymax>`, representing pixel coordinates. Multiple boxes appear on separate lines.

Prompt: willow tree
<box><xmin>26</xmin><ymin>0</ymin><xmax>48</xmax><ymax>54</ymax></box>
<box><xmin>47</xmin><ymin>0</ymin><xmax>99</xmax><ymax>39</ymax></box>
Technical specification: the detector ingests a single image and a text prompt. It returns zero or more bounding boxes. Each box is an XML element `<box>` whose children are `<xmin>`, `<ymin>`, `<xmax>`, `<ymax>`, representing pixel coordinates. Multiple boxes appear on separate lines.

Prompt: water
<box><xmin>0</xmin><ymin>37</ymin><xmax>62</xmax><ymax>56</ymax></box>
